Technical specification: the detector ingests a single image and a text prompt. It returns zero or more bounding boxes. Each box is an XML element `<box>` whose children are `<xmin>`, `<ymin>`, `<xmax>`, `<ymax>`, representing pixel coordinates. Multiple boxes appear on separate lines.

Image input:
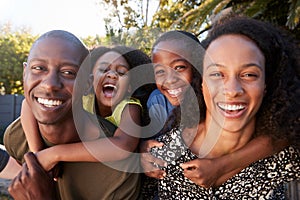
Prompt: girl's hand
<box><xmin>181</xmin><ymin>158</ymin><xmax>220</xmax><ymax>188</ymax></box>
<box><xmin>140</xmin><ymin>139</ymin><xmax>167</xmax><ymax>179</ymax></box>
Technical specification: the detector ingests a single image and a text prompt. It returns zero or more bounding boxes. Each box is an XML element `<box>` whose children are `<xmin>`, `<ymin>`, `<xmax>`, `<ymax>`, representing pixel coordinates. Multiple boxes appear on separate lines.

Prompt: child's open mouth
<box><xmin>103</xmin><ymin>84</ymin><xmax>117</xmax><ymax>98</ymax></box>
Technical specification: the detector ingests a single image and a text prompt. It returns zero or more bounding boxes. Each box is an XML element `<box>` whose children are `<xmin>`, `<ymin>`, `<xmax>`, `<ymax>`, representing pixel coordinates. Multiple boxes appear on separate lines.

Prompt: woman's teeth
<box><xmin>218</xmin><ymin>103</ymin><xmax>245</xmax><ymax>111</ymax></box>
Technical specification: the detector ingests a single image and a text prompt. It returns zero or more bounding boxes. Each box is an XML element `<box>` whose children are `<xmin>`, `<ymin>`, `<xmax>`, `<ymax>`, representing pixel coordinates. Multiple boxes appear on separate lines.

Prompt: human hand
<box><xmin>8</xmin><ymin>152</ymin><xmax>57</xmax><ymax>200</ymax></box>
<box><xmin>181</xmin><ymin>158</ymin><xmax>219</xmax><ymax>188</ymax></box>
<box><xmin>140</xmin><ymin>140</ymin><xmax>167</xmax><ymax>179</ymax></box>
<box><xmin>35</xmin><ymin>148</ymin><xmax>57</xmax><ymax>171</ymax></box>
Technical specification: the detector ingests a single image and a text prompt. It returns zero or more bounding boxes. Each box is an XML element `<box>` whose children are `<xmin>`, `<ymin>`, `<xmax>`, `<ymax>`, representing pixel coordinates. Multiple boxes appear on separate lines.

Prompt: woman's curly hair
<box><xmin>178</xmin><ymin>15</ymin><xmax>299</xmax><ymax>148</ymax></box>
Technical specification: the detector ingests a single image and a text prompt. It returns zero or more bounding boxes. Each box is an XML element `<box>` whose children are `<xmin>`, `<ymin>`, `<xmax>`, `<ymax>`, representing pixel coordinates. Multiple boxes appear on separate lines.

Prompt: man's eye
<box><xmin>61</xmin><ymin>70</ymin><xmax>77</xmax><ymax>78</ymax></box>
<box><xmin>32</xmin><ymin>66</ymin><xmax>45</xmax><ymax>71</ymax></box>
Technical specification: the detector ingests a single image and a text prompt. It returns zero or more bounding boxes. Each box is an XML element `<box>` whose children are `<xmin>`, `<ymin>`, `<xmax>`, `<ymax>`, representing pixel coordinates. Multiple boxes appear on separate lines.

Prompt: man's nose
<box><xmin>41</xmin><ymin>71</ymin><xmax>63</xmax><ymax>91</ymax></box>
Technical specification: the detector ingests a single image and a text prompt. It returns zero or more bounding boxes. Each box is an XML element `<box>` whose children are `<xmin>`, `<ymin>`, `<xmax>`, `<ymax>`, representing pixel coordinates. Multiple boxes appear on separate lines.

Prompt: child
<box><xmin>21</xmin><ymin>45</ymin><xmax>153</xmax><ymax>171</ymax></box>
<box><xmin>140</xmin><ymin>30</ymin><xmax>288</xmax><ymax>198</ymax></box>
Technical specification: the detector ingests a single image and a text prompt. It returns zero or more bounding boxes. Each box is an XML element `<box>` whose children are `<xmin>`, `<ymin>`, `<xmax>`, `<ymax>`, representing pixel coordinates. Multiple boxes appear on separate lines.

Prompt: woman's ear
<box><xmin>84</xmin><ymin>74</ymin><xmax>94</xmax><ymax>96</ymax></box>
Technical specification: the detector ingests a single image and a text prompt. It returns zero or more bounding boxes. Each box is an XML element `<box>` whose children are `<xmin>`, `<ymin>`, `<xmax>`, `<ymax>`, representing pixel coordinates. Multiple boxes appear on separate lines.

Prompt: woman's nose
<box><xmin>223</xmin><ymin>78</ymin><xmax>244</xmax><ymax>97</ymax></box>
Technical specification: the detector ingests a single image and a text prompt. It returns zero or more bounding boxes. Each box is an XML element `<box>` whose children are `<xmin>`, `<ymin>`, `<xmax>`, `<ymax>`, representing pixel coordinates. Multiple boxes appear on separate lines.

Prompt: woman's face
<box><xmin>92</xmin><ymin>51</ymin><xmax>130</xmax><ymax>116</ymax></box>
<box><xmin>202</xmin><ymin>34</ymin><xmax>265</xmax><ymax>133</ymax></box>
<box><xmin>152</xmin><ymin>40</ymin><xmax>193</xmax><ymax>106</ymax></box>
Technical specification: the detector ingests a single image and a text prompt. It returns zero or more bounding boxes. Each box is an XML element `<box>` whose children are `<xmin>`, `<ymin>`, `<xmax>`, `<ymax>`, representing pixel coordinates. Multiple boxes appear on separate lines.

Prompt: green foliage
<box><xmin>0</xmin><ymin>24</ymin><xmax>38</xmax><ymax>94</ymax></box>
<box><xmin>100</xmin><ymin>0</ymin><xmax>300</xmax><ymax>51</ymax></box>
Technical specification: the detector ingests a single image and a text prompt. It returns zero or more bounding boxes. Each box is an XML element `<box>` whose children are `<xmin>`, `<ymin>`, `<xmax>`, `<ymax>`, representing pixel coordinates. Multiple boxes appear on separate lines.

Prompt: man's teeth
<box><xmin>218</xmin><ymin>103</ymin><xmax>245</xmax><ymax>111</ymax></box>
<box><xmin>167</xmin><ymin>88</ymin><xmax>182</xmax><ymax>96</ymax></box>
<box><xmin>37</xmin><ymin>98</ymin><xmax>62</xmax><ymax>107</ymax></box>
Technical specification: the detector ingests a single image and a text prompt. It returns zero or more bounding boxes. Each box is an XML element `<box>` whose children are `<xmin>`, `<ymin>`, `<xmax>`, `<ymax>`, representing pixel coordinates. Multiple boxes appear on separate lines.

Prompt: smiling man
<box><xmin>4</xmin><ymin>30</ymin><xmax>141</xmax><ymax>200</ymax></box>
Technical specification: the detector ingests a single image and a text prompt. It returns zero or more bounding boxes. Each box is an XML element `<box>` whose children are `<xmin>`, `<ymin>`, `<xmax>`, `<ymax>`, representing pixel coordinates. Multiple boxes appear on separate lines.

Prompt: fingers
<box><xmin>144</xmin><ymin>169</ymin><xmax>166</xmax><ymax>179</ymax></box>
<box><xmin>140</xmin><ymin>140</ymin><xmax>164</xmax><ymax>152</ymax></box>
<box><xmin>24</xmin><ymin>152</ymin><xmax>39</xmax><ymax>172</ymax></box>
<box><xmin>141</xmin><ymin>152</ymin><xmax>167</xmax><ymax>170</ymax></box>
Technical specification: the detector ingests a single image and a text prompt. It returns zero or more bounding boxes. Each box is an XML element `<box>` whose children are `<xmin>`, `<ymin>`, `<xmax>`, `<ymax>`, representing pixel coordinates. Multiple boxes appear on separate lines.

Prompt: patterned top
<box><xmin>150</xmin><ymin>127</ymin><xmax>300</xmax><ymax>199</ymax></box>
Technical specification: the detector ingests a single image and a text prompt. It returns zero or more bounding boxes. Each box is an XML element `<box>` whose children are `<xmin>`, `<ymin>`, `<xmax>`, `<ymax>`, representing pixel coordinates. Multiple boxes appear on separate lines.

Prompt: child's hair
<box><xmin>152</xmin><ymin>30</ymin><xmax>206</xmax><ymax>132</ymax></box>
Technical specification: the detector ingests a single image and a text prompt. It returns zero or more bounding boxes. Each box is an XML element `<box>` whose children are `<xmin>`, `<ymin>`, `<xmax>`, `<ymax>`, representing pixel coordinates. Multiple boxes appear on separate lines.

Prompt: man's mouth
<box><xmin>37</xmin><ymin>97</ymin><xmax>63</xmax><ymax>108</ymax></box>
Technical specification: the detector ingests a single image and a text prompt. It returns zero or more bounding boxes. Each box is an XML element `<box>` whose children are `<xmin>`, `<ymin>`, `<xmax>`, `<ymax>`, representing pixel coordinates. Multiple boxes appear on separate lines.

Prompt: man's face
<box><xmin>23</xmin><ymin>37</ymin><xmax>84</xmax><ymax>125</ymax></box>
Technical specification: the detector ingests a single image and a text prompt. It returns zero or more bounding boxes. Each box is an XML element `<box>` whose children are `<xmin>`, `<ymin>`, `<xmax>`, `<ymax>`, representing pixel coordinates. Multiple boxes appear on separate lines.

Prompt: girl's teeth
<box><xmin>168</xmin><ymin>88</ymin><xmax>182</xmax><ymax>96</ymax></box>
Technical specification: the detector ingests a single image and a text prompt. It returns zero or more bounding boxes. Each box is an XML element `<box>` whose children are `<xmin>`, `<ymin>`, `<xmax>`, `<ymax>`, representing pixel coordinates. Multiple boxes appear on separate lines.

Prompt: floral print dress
<box><xmin>150</xmin><ymin>127</ymin><xmax>300</xmax><ymax>200</ymax></box>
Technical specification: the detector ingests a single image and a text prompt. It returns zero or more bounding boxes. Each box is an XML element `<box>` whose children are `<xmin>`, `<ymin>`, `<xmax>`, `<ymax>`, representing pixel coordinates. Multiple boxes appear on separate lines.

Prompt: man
<box><xmin>4</xmin><ymin>30</ymin><xmax>141</xmax><ymax>199</ymax></box>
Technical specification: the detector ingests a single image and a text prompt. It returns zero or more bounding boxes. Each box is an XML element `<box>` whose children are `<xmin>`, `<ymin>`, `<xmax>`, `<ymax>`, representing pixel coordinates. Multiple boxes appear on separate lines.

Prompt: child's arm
<box><xmin>181</xmin><ymin>135</ymin><xmax>288</xmax><ymax>188</ymax></box>
<box><xmin>21</xmin><ymin>99</ymin><xmax>44</xmax><ymax>153</ymax></box>
<box><xmin>0</xmin><ymin>145</ymin><xmax>21</xmax><ymax>179</ymax></box>
<box><xmin>35</xmin><ymin>104</ymin><xmax>141</xmax><ymax>171</ymax></box>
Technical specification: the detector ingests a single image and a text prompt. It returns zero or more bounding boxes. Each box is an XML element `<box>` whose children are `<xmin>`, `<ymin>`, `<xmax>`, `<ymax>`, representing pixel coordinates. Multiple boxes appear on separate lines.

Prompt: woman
<box><xmin>150</xmin><ymin>16</ymin><xmax>300</xmax><ymax>199</ymax></box>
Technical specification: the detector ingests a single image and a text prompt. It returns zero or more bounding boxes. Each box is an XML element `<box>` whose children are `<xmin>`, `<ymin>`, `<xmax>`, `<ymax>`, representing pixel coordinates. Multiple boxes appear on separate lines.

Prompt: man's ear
<box><xmin>84</xmin><ymin>74</ymin><xmax>94</xmax><ymax>95</ymax></box>
<box><xmin>23</xmin><ymin>62</ymin><xmax>28</xmax><ymax>79</ymax></box>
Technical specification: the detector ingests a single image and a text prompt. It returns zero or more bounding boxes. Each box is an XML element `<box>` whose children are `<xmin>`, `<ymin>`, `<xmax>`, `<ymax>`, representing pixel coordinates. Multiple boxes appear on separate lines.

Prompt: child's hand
<box><xmin>35</xmin><ymin>149</ymin><xmax>58</xmax><ymax>172</ymax></box>
<box><xmin>181</xmin><ymin>158</ymin><xmax>220</xmax><ymax>188</ymax></box>
<box><xmin>140</xmin><ymin>140</ymin><xmax>167</xmax><ymax>179</ymax></box>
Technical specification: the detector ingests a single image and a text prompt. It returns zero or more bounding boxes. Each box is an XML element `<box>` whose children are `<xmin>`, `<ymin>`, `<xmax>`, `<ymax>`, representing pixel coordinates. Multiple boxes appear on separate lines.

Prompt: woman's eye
<box><xmin>155</xmin><ymin>70</ymin><xmax>165</xmax><ymax>77</ymax></box>
<box><xmin>210</xmin><ymin>72</ymin><xmax>223</xmax><ymax>78</ymax></box>
<box><xmin>175</xmin><ymin>65</ymin><xmax>186</xmax><ymax>71</ymax></box>
<box><xmin>243</xmin><ymin>73</ymin><xmax>258</xmax><ymax>77</ymax></box>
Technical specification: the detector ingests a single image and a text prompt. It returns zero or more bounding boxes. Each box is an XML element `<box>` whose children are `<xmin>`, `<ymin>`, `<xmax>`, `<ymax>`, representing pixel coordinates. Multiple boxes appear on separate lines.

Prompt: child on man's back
<box><xmin>21</xmin><ymin>45</ymin><xmax>152</xmax><ymax>171</ymax></box>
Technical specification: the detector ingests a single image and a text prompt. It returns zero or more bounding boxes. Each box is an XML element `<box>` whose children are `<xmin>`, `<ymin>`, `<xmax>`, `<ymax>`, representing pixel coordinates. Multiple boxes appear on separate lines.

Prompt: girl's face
<box><xmin>152</xmin><ymin>40</ymin><xmax>193</xmax><ymax>106</ymax></box>
<box><xmin>202</xmin><ymin>34</ymin><xmax>265</xmax><ymax>133</ymax></box>
<box><xmin>92</xmin><ymin>51</ymin><xmax>130</xmax><ymax>116</ymax></box>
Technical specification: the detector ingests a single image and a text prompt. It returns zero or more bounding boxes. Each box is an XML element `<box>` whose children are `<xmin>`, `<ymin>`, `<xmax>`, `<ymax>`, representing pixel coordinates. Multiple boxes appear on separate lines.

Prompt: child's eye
<box><xmin>117</xmin><ymin>70</ymin><xmax>127</xmax><ymax>76</ymax></box>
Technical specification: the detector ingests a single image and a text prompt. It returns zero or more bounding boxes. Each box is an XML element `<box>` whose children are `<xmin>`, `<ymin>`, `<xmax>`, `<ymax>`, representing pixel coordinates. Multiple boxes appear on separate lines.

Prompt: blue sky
<box><xmin>0</xmin><ymin>0</ymin><xmax>107</xmax><ymax>37</ymax></box>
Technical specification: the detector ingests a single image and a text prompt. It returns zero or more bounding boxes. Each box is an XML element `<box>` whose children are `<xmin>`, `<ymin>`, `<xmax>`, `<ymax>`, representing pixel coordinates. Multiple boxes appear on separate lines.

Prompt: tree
<box><xmin>0</xmin><ymin>23</ymin><xmax>37</xmax><ymax>94</ymax></box>
<box><xmin>100</xmin><ymin>0</ymin><xmax>300</xmax><ymax>48</ymax></box>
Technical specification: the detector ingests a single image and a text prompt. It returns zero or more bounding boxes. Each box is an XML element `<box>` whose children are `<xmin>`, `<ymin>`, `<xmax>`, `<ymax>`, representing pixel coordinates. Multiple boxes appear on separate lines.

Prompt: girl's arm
<box><xmin>0</xmin><ymin>156</ymin><xmax>22</xmax><ymax>179</ymax></box>
<box><xmin>35</xmin><ymin>104</ymin><xmax>141</xmax><ymax>171</ymax></box>
<box><xmin>21</xmin><ymin>99</ymin><xmax>44</xmax><ymax>152</ymax></box>
<box><xmin>182</xmin><ymin>135</ymin><xmax>288</xmax><ymax>187</ymax></box>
